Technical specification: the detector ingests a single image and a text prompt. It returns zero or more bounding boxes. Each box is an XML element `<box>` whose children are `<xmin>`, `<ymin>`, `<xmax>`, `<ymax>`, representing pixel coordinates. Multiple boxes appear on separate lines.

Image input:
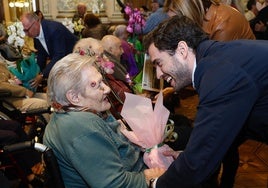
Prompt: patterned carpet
<box><xmin>174</xmin><ymin>86</ymin><xmax>268</xmax><ymax>188</ymax></box>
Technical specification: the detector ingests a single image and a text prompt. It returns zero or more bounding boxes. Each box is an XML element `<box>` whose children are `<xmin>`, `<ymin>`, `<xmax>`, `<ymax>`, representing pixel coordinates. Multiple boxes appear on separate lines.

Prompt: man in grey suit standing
<box><xmin>144</xmin><ymin>15</ymin><xmax>268</xmax><ymax>188</ymax></box>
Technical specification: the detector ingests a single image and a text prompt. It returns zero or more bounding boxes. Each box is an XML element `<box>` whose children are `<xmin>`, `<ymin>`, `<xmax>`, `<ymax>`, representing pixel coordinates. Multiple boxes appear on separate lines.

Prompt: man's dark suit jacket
<box><xmin>157</xmin><ymin>40</ymin><xmax>268</xmax><ymax>187</ymax></box>
<box><xmin>34</xmin><ymin>19</ymin><xmax>78</xmax><ymax>77</ymax></box>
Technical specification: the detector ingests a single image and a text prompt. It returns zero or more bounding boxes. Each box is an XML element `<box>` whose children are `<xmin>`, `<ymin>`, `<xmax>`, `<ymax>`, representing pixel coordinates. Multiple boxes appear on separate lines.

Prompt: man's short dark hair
<box><xmin>247</xmin><ymin>0</ymin><xmax>256</xmax><ymax>11</ymax></box>
<box><xmin>143</xmin><ymin>15</ymin><xmax>209</xmax><ymax>55</ymax></box>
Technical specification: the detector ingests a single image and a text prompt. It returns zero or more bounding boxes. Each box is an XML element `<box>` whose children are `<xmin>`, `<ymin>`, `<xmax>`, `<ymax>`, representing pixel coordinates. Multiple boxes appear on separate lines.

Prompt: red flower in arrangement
<box><xmin>51</xmin><ymin>101</ymin><xmax>63</xmax><ymax>111</ymax></box>
<box><xmin>79</xmin><ymin>49</ymin><xmax>85</xmax><ymax>56</ymax></box>
<box><xmin>74</xmin><ymin>47</ymin><xmax>115</xmax><ymax>75</ymax></box>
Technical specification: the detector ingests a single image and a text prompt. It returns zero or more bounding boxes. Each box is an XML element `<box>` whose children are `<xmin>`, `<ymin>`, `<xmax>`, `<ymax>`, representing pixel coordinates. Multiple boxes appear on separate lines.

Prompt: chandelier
<box><xmin>9</xmin><ymin>0</ymin><xmax>30</xmax><ymax>8</ymax></box>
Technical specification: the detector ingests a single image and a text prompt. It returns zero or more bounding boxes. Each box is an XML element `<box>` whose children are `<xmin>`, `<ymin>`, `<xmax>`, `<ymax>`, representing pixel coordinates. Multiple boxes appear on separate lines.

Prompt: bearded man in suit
<box><xmin>143</xmin><ymin>15</ymin><xmax>268</xmax><ymax>188</ymax></box>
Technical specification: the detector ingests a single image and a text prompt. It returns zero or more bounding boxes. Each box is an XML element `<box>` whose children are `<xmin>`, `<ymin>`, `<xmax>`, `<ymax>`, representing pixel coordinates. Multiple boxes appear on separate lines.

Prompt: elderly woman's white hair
<box><xmin>73</xmin><ymin>37</ymin><xmax>104</xmax><ymax>56</ymax></box>
<box><xmin>47</xmin><ymin>53</ymin><xmax>96</xmax><ymax>111</ymax></box>
<box><xmin>113</xmin><ymin>25</ymin><xmax>127</xmax><ymax>38</ymax></box>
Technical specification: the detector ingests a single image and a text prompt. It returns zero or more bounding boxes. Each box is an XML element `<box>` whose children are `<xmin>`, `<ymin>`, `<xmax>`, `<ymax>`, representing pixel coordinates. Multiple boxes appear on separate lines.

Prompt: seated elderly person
<box><xmin>43</xmin><ymin>53</ymin><xmax>165</xmax><ymax>187</ymax></box>
<box><xmin>0</xmin><ymin>61</ymin><xmax>48</xmax><ymax>113</ymax></box>
<box><xmin>101</xmin><ymin>35</ymin><xmax>129</xmax><ymax>83</ymax></box>
<box><xmin>73</xmin><ymin>37</ymin><xmax>133</xmax><ymax>118</ymax></box>
<box><xmin>81</xmin><ymin>13</ymin><xmax>107</xmax><ymax>40</ymax></box>
<box><xmin>113</xmin><ymin>24</ymin><xmax>139</xmax><ymax>77</ymax></box>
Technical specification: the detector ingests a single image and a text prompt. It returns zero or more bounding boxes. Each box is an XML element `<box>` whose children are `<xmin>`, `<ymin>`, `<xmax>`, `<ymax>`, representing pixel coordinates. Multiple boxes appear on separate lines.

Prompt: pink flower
<box><xmin>97</xmin><ymin>56</ymin><xmax>115</xmax><ymax>74</ymax></box>
<box><xmin>14</xmin><ymin>76</ymin><xmax>22</xmax><ymax>85</ymax></box>
<box><xmin>124</xmin><ymin>5</ymin><xmax>146</xmax><ymax>34</ymax></box>
<box><xmin>124</xmin><ymin>6</ymin><xmax>132</xmax><ymax>15</ymax></box>
<box><xmin>127</xmin><ymin>25</ymin><xmax>133</xmax><ymax>33</ymax></box>
<box><xmin>134</xmin><ymin>24</ymin><xmax>141</xmax><ymax>33</ymax></box>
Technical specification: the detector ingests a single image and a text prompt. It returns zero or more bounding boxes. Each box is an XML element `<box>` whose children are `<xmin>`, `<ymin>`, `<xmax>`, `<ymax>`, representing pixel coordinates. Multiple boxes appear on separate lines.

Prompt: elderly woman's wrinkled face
<box><xmin>111</xmin><ymin>39</ymin><xmax>124</xmax><ymax>60</ymax></box>
<box><xmin>78</xmin><ymin>66</ymin><xmax>111</xmax><ymax>112</ymax></box>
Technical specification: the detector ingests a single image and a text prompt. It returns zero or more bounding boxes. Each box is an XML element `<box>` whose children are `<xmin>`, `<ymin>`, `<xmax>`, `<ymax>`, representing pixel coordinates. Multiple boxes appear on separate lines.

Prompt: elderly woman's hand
<box><xmin>153</xmin><ymin>87</ymin><xmax>175</xmax><ymax>103</ymax></box>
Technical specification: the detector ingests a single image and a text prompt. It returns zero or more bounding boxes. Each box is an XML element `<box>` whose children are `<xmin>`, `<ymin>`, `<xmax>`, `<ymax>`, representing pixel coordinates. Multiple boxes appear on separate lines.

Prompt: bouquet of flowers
<box><xmin>6</xmin><ymin>22</ymin><xmax>25</xmax><ymax>50</ymax></box>
<box><xmin>62</xmin><ymin>18</ymin><xmax>84</xmax><ymax>38</ymax></box>
<box><xmin>73</xmin><ymin>47</ymin><xmax>114</xmax><ymax>75</ymax></box>
<box><xmin>73</xmin><ymin>18</ymin><xmax>85</xmax><ymax>34</ymax></box>
<box><xmin>62</xmin><ymin>18</ymin><xmax>75</xmax><ymax>33</ymax></box>
<box><xmin>120</xmin><ymin>92</ymin><xmax>174</xmax><ymax>169</ymax></box>
<box><xmin>6</xmin><ymin>22</ymin><xmax>39</xmax><ymax>91</ymax></box>
<box><xmin>124</xmin><ymin>5</ymin><xmax>146</xmax><ymax>34</ymax></box>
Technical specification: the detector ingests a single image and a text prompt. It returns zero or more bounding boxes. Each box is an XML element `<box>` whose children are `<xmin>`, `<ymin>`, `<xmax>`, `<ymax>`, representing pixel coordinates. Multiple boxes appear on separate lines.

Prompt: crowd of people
<box><xmin>0</xmin><ymin>0</ymin><xmax>268</xmax><ymax>187</ymax></box>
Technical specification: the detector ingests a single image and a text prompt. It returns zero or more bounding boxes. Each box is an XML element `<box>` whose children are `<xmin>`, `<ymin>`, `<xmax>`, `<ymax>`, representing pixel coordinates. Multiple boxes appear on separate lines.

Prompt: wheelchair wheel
<box><xmin>0</xmin><ymin>111</ymin><xmax>11</xmax><ymax>120</ymax></box>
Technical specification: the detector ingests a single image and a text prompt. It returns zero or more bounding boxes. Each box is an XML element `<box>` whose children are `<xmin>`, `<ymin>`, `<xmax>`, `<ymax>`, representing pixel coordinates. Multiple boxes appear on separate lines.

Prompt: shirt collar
<box><xmin>36</xmin><ymin>23</ymin><xmax>44</xmax><ymax>39</ymax></box>
<box><xmin>192</xmin><ymin>59</ymin><xmax>197</xmax><ymax>89</ymax></box>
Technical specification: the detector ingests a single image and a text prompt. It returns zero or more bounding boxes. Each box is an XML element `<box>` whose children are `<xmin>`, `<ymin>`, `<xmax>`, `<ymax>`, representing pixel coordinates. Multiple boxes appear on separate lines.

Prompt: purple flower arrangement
<box><xmin>124</xmin><ymin>5</ymin><xmax>146</xmax><ymax>34</ymax></box>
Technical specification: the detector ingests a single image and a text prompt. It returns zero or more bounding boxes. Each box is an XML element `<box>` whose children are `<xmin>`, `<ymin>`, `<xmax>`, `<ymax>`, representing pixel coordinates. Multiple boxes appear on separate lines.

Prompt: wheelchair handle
<box><xmin>3</xmin><ymin>140</ymin><xmax>34</xmax><ymax>152</ymax></box>
<box><xmin>3</xmin><ymin>140</ymin><xmax>49</xmax><ymax>153</ymax></box>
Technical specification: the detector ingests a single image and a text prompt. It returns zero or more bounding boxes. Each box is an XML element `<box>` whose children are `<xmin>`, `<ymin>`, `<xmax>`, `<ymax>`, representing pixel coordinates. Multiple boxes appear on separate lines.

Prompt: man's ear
<box><xmin>108</xmin><ymin>46</ymin><xmax>113</xmax><ymax>53</ymax></box>
<box><xmin>176</xmin><ymin>41</ymin><xmax>188</xmax><ymax>58</ymax></box>
<box><xmin>66</xmin><ymin>90</ymin><xmax>80</xmax><ymax>105</ymax></box>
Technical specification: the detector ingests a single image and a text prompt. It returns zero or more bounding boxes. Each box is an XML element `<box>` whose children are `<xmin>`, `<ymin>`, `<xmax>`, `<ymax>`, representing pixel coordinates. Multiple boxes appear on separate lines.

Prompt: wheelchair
<box><xmin>0</xmin><ymin>89</ymin><xmax>51</xmax><ymax>142</ymax></box>
<box><xmin>1</xmin><ymin>140</ymin><xmax>65</xmax><ymax>188</ymax></box>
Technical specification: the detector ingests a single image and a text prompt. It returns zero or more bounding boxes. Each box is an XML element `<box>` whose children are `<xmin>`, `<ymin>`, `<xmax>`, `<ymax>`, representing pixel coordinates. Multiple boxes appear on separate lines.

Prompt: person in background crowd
<box><xmin>20</xmin><ymin>12</ymin><xmax>78</xmax><ymax>90</ymax></box>
<box><xmin>0</xmin><ymin>61</ymin><xmax>49</xmax><ymax>114</ymax></box>
<box><xmin>43</xmin><ymin>53</ymin><xmax>165</xmax><ymax>188</ymax></box>
<box><xmin>72</xmin><ymin>2</ymin><xmax>87</xmax><ymax>23</ymax></box>
<box><xmin>101</xmin><ymin>35</ymin><xmax>133</xmax><ymax>117</ymax></box>
<box><xmin>0</xmin><ymin>23</ymin><xmax>6</xmax><ymax>44</ymax></box>
<box><xmin>34</xmin><ymin>10</ymin><xmax>44</xmax><ymax>20</ymax></box>
<box><xmin>113</xmin><ymin>24</ymin><xmax>139</xmax><ymax>77</ymax></box>
<box><xmin>81</xmin><ymin>13</ymin><xmax>107</xmax><ymax>40</ymax></box>
<box><xmin>165</xmin><ymin>0</ymin><xmax>255</xmax><ymax>41</ymax></box>
<box><xmin>250</xmin><ymin>4</ymin><xmax>268</xmax><ymax>39</ymax></box>
<box><xmin>140</xmin><ymin>5</ymin><xmax>150</xmax><ymax>19</ymax></box>
<box><xmin>221</xmin><ymin>0</ymin><xmax>245</xmax><ymax>13</ymax></box>
<box><xmin>244</xmin><ymin>0</ymin><xmax>259</xmax><ymax>21</ymax></box>
<box><xmin>256</xmin><ymin>0</ymin><xmax>268</xmax><ymax>10</ymax></box>
<box><xmin>101</xmin><ymin>35</ymin><xmax>128</xmax><ymax>83</ymax></box>
<box><xmin>141</xmin><ymin>0</ymin><xmax>169</xmax><ymax>34</ymax></box>
<box><xmin>143</xmin><ymin>15</ymin><xmax>268</xmax><ymax>188</ymax></box>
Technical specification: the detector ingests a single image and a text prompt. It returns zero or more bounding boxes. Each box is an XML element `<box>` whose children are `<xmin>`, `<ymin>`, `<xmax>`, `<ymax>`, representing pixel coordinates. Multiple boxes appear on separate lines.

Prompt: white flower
<box><xmin>73</xmin><ymin>18</ymin><xmax>85</xmax><ymax>33</ymax></box>
<box><xmin>62</xmin><ymin>18</ymin><xmax>75</xmax><ymax>33</ymax></box>
<box><xmin>7</xmin><ymin>22</ymin><xmax>25</xmax><ymax>49</ymax></box>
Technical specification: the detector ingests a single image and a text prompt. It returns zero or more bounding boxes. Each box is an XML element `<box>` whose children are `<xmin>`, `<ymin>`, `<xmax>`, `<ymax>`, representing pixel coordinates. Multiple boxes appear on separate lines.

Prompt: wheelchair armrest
<box><xmin>0</xmin><ymin>89</ymin><xmax>12</xmax><ymax>98</ymax></box>
<box><xmin>23</xmin><ymin>106</ymin><xmax>52</xmax><ymax>115</ymax></box>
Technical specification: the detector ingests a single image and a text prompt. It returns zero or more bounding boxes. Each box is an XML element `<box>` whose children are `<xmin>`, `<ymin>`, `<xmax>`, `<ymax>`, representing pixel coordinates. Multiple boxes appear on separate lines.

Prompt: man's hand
<box><xmin>162</xmin><ymin>149</ymin><xmax>183</xmax><ymax>159</ymax></box>
<box><xmin>30</xmin><ymin>74</ymin><xmax>43</xmax><ymax>89</ymax></box>
<box><xmin>154</xmin><ymin>87</ymin><xmax>174</xmax><ymax>101</ymax></box>
<box><xmin>255</xmin><ymin>21</ymin><xmax>267</xmax><ymax>32</ymax></box>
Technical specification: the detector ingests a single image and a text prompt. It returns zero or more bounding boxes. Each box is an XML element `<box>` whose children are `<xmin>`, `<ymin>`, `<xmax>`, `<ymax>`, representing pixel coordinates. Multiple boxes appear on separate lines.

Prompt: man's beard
<box><xmin>172</xmin><ymin>58</ymin><xmax>192</xmax><ymax>92</ymax></box>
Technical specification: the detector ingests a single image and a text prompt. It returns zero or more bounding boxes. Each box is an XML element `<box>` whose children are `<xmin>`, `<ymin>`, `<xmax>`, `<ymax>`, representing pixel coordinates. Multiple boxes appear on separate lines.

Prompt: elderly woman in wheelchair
<box><xmin>43</xmin><ymin>53</ymin><xmax>165</xmax><ymax>188</ymax></box>
<box><xmin>0</xmin><ymin>61</ymin><xmax>48</xmax><ymax>113</ymax></box>
<box><xmin>0</xmin><ymin>60</ymin><xmax>50</xmax><ymax>141</ymax></box>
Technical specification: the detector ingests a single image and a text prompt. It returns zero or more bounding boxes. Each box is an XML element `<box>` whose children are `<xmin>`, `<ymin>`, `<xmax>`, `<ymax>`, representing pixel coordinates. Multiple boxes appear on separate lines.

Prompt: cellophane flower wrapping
<box><xmin>120</xmin><ymin>92</ymin><xmax>174</xmax><ymax>169</ymax></box>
